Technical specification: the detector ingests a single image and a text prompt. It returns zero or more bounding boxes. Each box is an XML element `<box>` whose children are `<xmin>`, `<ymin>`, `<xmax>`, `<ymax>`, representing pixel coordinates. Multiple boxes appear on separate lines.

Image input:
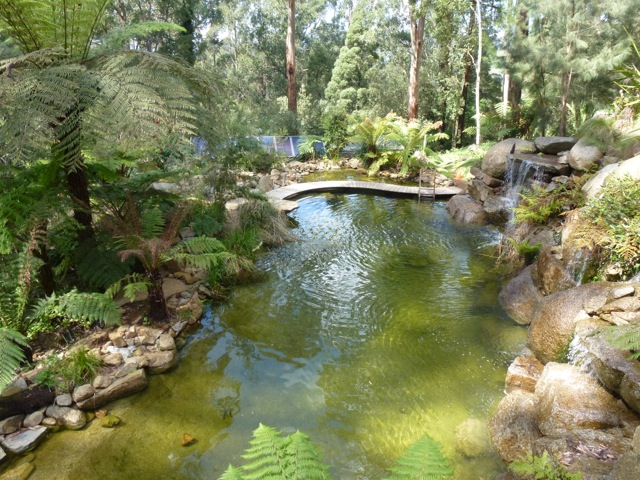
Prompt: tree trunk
<box><xmin>454</xmin><ymin>0</ymin><xmax>477</xmax><ymax>147</ymax></box>
<box><xmin>65</xmin><ymin>165</ymin><xmax>94</xmax><ymax>244</ymax></box>
<box><xmin>286</xmin><ymin>0</ymin><xmax>297</xmax><ymax>114</ymax></box>
<box><xmin>474</xmin><ymin>0</ymin><xmax>482</xmax><ymax>146</ymax></box>
<box><xmin>408</xmin><ymin>7</ymin><xmax>425</xmax><ymax>121</ymax></box>
<box><xmin>559</xmin><ymin>70</ymin><xmax>573</xmax><ymax>136</ymax></box>
<box><xmin>147</xmin><ymin>269</ymin><xmax>169</xmax><ymax>322</ymax></box>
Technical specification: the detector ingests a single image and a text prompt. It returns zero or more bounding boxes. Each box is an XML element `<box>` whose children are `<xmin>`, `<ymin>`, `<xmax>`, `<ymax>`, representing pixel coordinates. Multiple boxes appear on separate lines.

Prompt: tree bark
<box><xmin>474</xmin><ymin>0</ymin><xmax>482</xmax><ymax>146</ymax></box>
<box><xmin>65</xmin><ymin>165</ymin><xmax>94</xmax><ymax>244</ymax></box>
<box><xmin>559</xmin><ymin>70</ymin><xmax>573</xmax><ymax>136</ymax></box>
<box><xmin>286</xmin><ymin>0</ymin><xmax>297</xmax><ymax>114</ymax></box>
<box><xmin>408</xmin><ymin>4</ymin><xmax>425</xmax><ymax>121</ymax></box>
<box><xmin>147</xmin><ymin>269</ymin><xmax>169</xmax><ymax>322</ymax></box>
<box><xmin>454</xmin><ymin>0</ymin><xmax>477</xmax><ymax>147</ymax></box>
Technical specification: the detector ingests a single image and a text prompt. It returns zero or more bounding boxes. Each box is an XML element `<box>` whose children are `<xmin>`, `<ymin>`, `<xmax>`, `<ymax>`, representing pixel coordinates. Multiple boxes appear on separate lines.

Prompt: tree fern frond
<box><xmin>105</xmin><ymin>273</ymin><xmax>148</xmax><ymax>299</ymax></box>
<box><xmin>0</xmin><ymin>327</ymin><xmax>27</xmax><ymax>392</ymax></box>
<box><xmin>176</xmin><ymin>237</ymin><xmax>227</xmax><ymax>255</ymax></box>
<box><xmin>385</xmin><ymin>434</ymin><xmax>454</xmax><ymax>480</ymax></box>
<box><xmin>75</xmin><ymin>244</ymin><xmax>133</xmax><ymax>290</ymax></box>
<box><xmin>141</xmin><ymin>207</ymin><xmax>165</xmax><ymax>240</ymax></box>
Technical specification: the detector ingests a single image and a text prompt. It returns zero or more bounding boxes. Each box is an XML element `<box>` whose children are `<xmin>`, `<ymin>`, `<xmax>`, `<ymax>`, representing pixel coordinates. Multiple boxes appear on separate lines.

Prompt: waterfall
<box><xmin>504</xmin><ymin>157</ymin><xmax>547</xmax><ymax>210</ymax></box>
<box><xmin>566</xmin><ymin>248</ymin><xmax>593</xmax><ymax>285</ymax></box>
<box><xmin>567</xmin><ymin>333</ymin><xmax>594</xmax><ymax>375</ymax></box>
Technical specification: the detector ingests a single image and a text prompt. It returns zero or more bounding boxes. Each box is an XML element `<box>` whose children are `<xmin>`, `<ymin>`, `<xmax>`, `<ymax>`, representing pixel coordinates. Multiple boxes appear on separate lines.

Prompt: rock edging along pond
<box><xmin>448</xmin><ymin>135</ymin><xmax>640</xmax><ymax>478</ymax></box>
<box><xmin>0</xmin><ymin>276</ymin><xmax>205</xmax><ymax>475</ymax></box>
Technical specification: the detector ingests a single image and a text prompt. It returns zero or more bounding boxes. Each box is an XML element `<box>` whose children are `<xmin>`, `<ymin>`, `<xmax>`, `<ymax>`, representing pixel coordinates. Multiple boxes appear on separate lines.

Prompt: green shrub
<box><xmin>509</xmin><ymin>451</ymin><xmax>583</xmax><ymax>480</ymax></box>
<box><xmin>583</xmin><ymin>175</ymin><xmax>640</xmax><ymax>280</ymax></box>
<box><xmin>189</xmin><ymin>201</ymin><xmax>225</xmax><ymax>238</ymax></box>
<box><xmin>507</xmin><ymin>238</ymin><xmax>542</xmax><ymax>264</ymax></box>
<box><xmin>37</xmin><ymin>348</ymin><xmax>103</xmax><ymax>393</ymax></box>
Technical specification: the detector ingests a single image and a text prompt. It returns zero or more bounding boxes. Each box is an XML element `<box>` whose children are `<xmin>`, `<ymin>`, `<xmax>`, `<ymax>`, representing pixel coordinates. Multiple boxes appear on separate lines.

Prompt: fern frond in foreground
<box><xmin>219</xmin><ymin>424</ymin><xmax>331</xmax><ymax>480</ymax></box>
<box><xmin>0</xmin><ymin>328</ymin><xmax>28</xmax><ymax>392</ymax></box>
<box><xmin>384</xmin><ymin>434</ymin><xmax>454</xmax><ymax>480</ymax></box>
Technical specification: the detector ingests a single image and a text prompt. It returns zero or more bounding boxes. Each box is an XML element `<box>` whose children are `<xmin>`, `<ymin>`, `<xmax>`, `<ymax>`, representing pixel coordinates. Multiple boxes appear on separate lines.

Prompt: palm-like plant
<box><xmin>0</xmin><ymin>0</ymin><xmax>223</xmax><ymax>244</ymax></box>
<box><xmin>347</xmin><ymin>112</ymin><xmax>401</xmax><ymax>170</ymax></box>
<box><xmin>104</xmin><ymin>198</ymin><xmax>237</xmax><ymax>322</ymax></box>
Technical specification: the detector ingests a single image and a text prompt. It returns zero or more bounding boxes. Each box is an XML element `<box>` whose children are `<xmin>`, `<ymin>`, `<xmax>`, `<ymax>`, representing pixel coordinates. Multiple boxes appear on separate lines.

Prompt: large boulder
<box><xmin>609</xmin><ymin>154</ymin><xmax>640</xmax><ymax>182</ymax></box>
<box><xmin>536</xmin><ymin>247</ymin><xmax>577</xmax><ymax>295</ymax></box>
<box><xmin>76</xmin><ymin>369</ymin><xmax>148</xmax><ymax>410</ymax></box>
<box><xmin>482</xmin><ymin>195</ymin><xmax>511</xmax><ymax>225</ymax></box>
<box><xmin>146</xmin><ymin>350</ymin><xmax>178</xmax><ymax>374</ymax></box>
<box><xmin>505</xmin><ymin>348</ymin><xmax>544</xmax><ymax>394</ymax></box>
<box><xmin>567</xmin><ymin>139</ymin><xmax>604</xmax><ymax>171</ymax></box>
<box><xmin>482</xmin><ymin>138</ymin><xmax>536</xmax><ymax>179</ymax></box>
<box><xmin>534</xmin><ymin>363</ymin><xmax>639</xmax><ymax>436</ymax></box>
<box><xmin>534</xmin><ymin>136</ymin><xmax>578</xmax><ymax>155</ymax></box>
<box><xmin>498</xmin><ymin>265</ymin><xmax>542</xmax><ymax>325</ymax></box>
<box><xmin>490</xmin><ymin>390</ymin><xmax>542</xmax><ymax>463</ymax></box>
<box><xmin>529</xmin><ymin>282</ymin><xmax>614</xmax><ymax>363</ymax></box>
<box><xmin>446</xmin><ymin>195</ymin><xmax>487</xmax><ymax>225</ymax></box>
<box><xmin>467</xmin><ymin>178</ymin><xmax>495</xmax><ymax>203</ymax></box>
<box><xmin>533</xmin><ymin>430</ymin><xmax>633</xmax><ymax>479</ymax></box>
<box><xmin>582</xmin><ymin>162</ymin><xmax>620</xmax><ymax>199</ymax></box>
<box><xmin>0</xmin><ymin>415</ymin><xmax>24</xmax><ymax>435</ymax></box>
<box><xmin>579</xmin><ymin>328</ymin><xmax>640</xmax><ymax>416</ymax></box>
<box><xmin>45</xmin><ymin>405</ymin><xmax>86</xmax><ymax>430</ymax></box>
<box><xmin>454</xmin><ymin>418</ymin><xmax>492</xmax><ymax>457</ymax></box>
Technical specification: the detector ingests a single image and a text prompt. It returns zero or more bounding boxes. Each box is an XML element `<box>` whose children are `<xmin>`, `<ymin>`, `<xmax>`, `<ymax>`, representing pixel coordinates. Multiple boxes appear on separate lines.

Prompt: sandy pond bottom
<box><xmin>28</xmin><ymin>194</ymin><xmax>526</xmax><ymax>480</ymax></box>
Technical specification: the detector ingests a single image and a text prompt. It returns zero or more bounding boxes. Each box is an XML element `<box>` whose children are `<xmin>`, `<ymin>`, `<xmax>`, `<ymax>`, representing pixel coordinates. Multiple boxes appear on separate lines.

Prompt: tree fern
<box><xmin>0</xmin><ymin>327</ymin><xmax>28</xmax><ymax>392</ymax></box>
<box><xmin>384</xmin><ymin>434</ymin><xmax>454</xmax><ymax>480</ymax></box>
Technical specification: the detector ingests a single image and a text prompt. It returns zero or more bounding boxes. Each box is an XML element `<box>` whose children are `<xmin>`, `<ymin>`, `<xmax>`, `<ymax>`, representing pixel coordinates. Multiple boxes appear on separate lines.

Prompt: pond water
<box><xmin>29</xmin><ymin>193</ymin><xmax>526</xmax><ymax>480</ymax></box>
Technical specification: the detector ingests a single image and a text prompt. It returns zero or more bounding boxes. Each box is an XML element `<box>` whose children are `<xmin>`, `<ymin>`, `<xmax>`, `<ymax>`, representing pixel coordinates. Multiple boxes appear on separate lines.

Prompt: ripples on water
<box><xmin>29</xmin><ymin>193</ymin><xmax>526</xmax><ymax>480</ymax></box>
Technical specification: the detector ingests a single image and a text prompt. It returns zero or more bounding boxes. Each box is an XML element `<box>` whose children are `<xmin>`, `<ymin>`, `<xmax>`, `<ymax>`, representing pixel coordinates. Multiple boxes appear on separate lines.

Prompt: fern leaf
<box><xmin>0</xmin><ymin>327</ymin><xmax>28</xmax><ymax>392</ymax></box>
<box><xmin>141</xmin><ymin>207</ymin><xmax>166</xmax><ymax>240</ymax></box>
<box><xmin>219</xmin><ymin>465</ymin><xmax>245</xmax><ymax>480</ymax></box>
<box><xmin>241</xmin><ymin>424</ymin><xmax>288</xmax><ymax>480</ymax></box>
<box><xmin>283</xmin><ymin>431</ymin><xmax>330</xmax><ymax>480</ymax></box>
<box><xmin>385</xmin><ymin>434</ymin><xmax>454</xmax><ymax>480</ymax></box>
<box><xmin>53</xmin><ymin>290</ymin><xmax>121</xmax><ymax>327</ymax></box>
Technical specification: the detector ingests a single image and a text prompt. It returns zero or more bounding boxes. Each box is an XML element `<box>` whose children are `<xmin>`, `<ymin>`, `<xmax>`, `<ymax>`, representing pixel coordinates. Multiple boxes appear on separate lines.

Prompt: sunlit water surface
<box><xmin>29</xmin><ymin>194</ymin><xmax>526</xmax><ymax>480</ymax></box>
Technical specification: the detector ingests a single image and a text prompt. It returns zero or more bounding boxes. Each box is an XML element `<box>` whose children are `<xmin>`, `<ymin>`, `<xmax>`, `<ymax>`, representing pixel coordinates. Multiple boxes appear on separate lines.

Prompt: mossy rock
<box><xmin>100</xmin><ymin>415</ymin><xmax>121</xmax><ymax>428</ymax></box>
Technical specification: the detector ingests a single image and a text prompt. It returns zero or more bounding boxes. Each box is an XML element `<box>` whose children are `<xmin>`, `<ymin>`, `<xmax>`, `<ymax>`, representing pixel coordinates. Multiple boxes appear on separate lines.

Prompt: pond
<box><xmin>29</xmin><ymin>193</ymin><xmax>526</xmax><ymax>480</ymax></box>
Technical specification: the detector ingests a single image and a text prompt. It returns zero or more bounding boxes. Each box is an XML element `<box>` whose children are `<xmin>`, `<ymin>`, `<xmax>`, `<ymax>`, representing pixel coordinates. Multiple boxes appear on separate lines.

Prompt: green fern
<box><xmin>283</xmin><ymin>431</ymin><xmax>330</xmax><ymax>480</ymax></box>
<box><xmin>29</xmin><ymin>290</ymin><xmax>120</xmax><ymax>333</ymax></box>
<box><xmin>510</xmin><ymin>451</ymin><xmax>583</xmax><ymax>480</ymax></box>
<box><xmin>605</xmin><ymin>325</ymin><xmax>640</xmax><ymax>360</ymax></box>
<box><xmin>0</xmin><ymin>328</ymin><xmax>28</xmax><ymax>392</ymax></box>
<box><xmin>219</xmin><ymin>424</ymin><xmax>331</xmax><ymax>480</ymax></box>
<box><xmin>241</xmin><ymin>424</ymin><xmax>289</xmax><ymax>479</ymax></box>
<box><xmin>384</xmin><ymin>434</ymin><xmax>454</xmax><ymax>480</ymax></box>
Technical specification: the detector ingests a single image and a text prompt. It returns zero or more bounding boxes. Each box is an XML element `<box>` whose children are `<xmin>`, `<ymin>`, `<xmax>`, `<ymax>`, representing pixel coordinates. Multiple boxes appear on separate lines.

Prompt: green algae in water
<box><xmin>28</xmin><ymin>194</ymin><xmax>526</xmax><ymax>480</ymax></box>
